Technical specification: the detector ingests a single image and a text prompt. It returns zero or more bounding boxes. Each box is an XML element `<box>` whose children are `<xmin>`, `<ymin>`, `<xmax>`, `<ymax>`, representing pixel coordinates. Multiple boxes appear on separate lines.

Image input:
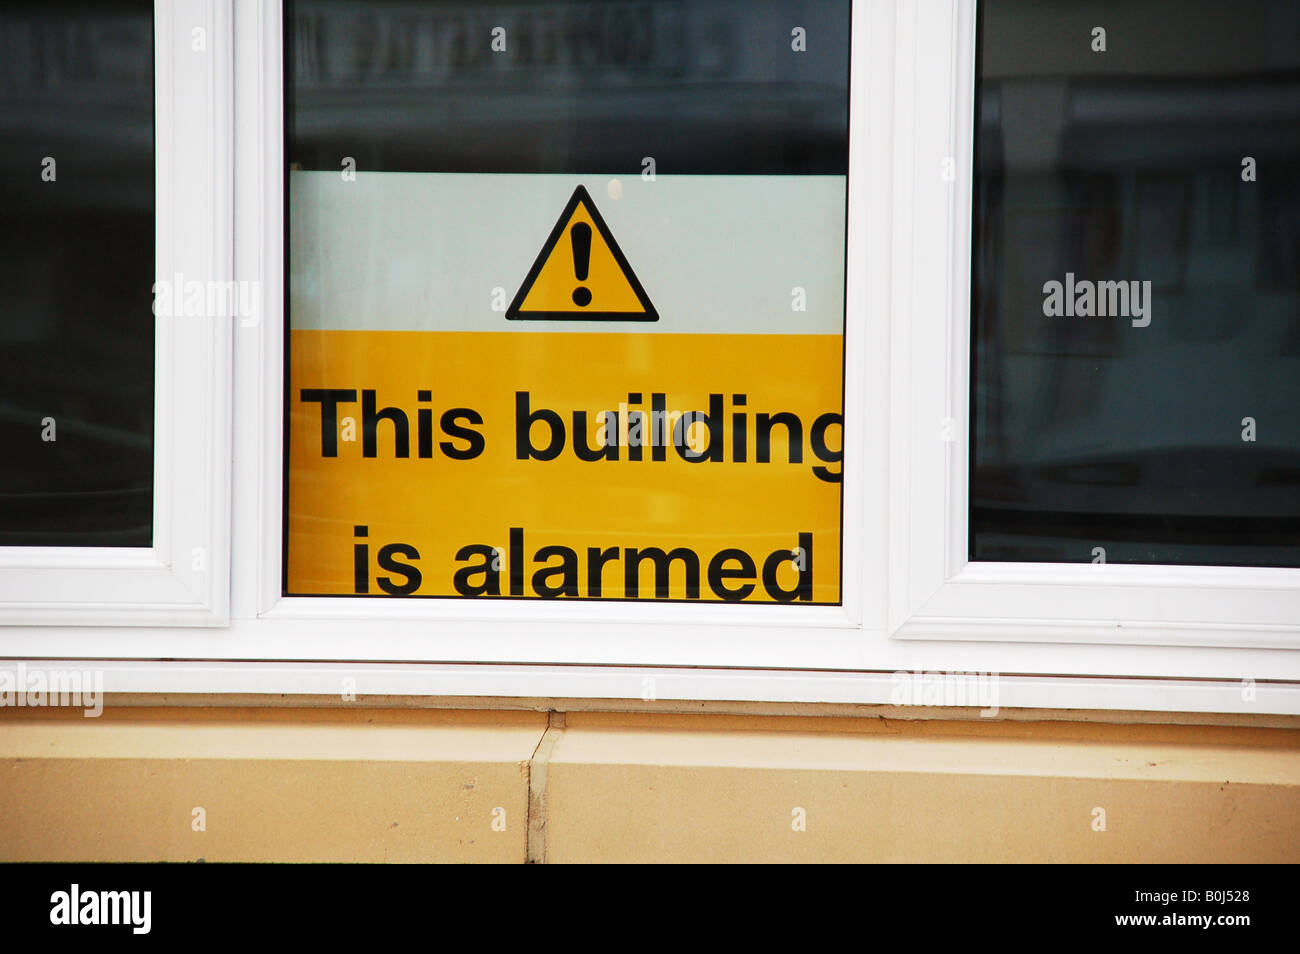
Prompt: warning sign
<box><xmin>507</xmin><ymin>185</ymin><xmax>657</xmax><ymax>322</ymax></box>
<box><xmin>286</xmin><ymin>172</ymin><xmax>846</xmax><ymax>604</ymax></box>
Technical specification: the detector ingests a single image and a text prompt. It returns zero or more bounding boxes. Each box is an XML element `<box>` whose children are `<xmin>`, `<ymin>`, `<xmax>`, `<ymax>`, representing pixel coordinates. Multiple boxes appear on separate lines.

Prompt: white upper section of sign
<box><xmin>289</xmin><ymin>172</ymin><xmax>846</xmax><ymax>334</ymax></box>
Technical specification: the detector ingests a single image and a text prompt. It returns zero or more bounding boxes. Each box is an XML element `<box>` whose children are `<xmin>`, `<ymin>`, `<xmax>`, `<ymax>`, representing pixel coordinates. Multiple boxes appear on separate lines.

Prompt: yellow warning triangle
<box><xmin>507</xmin><ymin>185</ymin><xmax>657</xmax><ymax>322</ymax></box>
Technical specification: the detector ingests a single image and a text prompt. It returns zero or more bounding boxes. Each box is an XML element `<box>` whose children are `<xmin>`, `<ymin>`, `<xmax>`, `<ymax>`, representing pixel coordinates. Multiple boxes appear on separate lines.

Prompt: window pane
<box><xmin>0</xmin><ymin>0</ymin><xmax>155</xmax><ymax>547</ymax></box>
<box><xmin>284</xmin><ymin>0</ymin><xmax>850</xmax><ymax>601</ymax></box>
<box><xmin>971</xmin><ymin>0</ymin><xmax>1300</xmax><ymax>567</ymax></box>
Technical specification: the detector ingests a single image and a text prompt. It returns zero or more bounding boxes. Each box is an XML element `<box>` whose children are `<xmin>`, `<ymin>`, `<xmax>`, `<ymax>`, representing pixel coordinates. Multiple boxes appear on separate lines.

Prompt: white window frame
<box><xmin>0</xmin><ymin>0</ymin><xmax>232</xmax><ymax>626</ymax></box>
<box><xmin>1</xmin><ymin>0</ymin><xmax>1297</xmax><ymax>715</ymax></box>
<box><xmin>887</xmin><ymin>0</ymin><xmax>1300</xmax><ymax>655</ymax></box>
<box><xmin>241</xmin><ymin>0</ymin><xmax>871</xmax><ymax>672</ymax></box>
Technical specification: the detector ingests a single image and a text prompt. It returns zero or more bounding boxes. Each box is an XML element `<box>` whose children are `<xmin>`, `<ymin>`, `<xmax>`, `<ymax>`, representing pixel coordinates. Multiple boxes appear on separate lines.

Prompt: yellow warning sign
<box><xmin>287</xmin><ymin>329</ymin><xmax>842</xmax><ymax>602</ymax></box>
<box><xmin>285</xmin><ymin>173</ymin><xmax>848</xmax><ymax>605</ymax></box>
<box><xmin>507</xmin><ymin>185</ymin><xmax>658</xmax><ymax>321</ymax></box>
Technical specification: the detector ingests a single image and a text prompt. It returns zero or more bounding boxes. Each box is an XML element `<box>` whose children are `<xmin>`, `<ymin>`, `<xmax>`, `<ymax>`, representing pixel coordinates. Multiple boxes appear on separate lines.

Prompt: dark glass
<box><xmin>286</xmin><ymin>0</ymin><xmax>849</xmax><ymax>175</ymax></box>
<box><xmin>0</xmin><ymin>0</ymin><xmax>155</xmax><ymax>547</ymax></box>
<box><xmin>971</xmin><ymin>0</ymin><xmax>1300</xmax><ymax>567</ymax></box>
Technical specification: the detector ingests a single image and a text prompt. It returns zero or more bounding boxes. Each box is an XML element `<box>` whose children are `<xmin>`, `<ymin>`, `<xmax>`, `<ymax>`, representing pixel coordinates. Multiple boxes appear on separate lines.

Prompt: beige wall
<box><xmin>2</xmin><ymin>704</ymin><xmax>1297</xmax><ymax>863</ymax></box>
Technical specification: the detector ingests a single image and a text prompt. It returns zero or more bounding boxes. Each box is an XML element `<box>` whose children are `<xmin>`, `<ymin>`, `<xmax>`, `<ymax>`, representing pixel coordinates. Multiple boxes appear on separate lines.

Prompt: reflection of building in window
<box><xmin>971</xmin><ymin>0</ymin><xmax>1300</xmax><ymax>567</ymax></box>
<box><xmin>285</xmin><ymin>0</ymin><xmax>850</xmax><ymax>174</ymax></box>
<box><xmin>0</xmin><ymin>0</ymin><xmax>155</xmax><ymax>547</ymax></box>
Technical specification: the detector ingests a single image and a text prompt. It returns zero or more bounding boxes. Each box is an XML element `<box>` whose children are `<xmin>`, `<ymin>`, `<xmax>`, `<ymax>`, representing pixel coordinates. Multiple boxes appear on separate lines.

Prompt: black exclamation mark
<box><xmin>570</xmin><ymin>222</ymin><xmax>592</xmax><ymax>306</ymax></box>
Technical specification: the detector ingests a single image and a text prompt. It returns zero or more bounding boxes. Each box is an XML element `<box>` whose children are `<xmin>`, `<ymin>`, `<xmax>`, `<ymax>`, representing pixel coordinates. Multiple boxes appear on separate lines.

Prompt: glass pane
<box><xmin>971</xmin><ymin>0</ymin><xmax>1300</xmax><ymax>567</ymax></box>
<box><xmin>0</xmin><ymin>0</ymin><xmax>155</xmax><ymax>547</ymax></box>
<box><xmin>284</xmin><ymin>0</ymin><xmax>850</xmax><ymax>601</ymax></box>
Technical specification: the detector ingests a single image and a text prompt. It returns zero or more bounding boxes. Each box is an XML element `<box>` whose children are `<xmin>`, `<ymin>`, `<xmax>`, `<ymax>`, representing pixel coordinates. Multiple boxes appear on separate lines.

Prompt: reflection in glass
<box><xmin>971</xmin><ymin>0</ymin><xmax>1300</xmax><ymax>566</ymax></box>
<box><xmin>287</xmin><ymin>0</ymin><xmax>849</xmax><ymax>175</ymax></box>
<box><xmin>0</xmin><ymin>0</ymin><xmax>155</xmax><ymax>546</ymax></box>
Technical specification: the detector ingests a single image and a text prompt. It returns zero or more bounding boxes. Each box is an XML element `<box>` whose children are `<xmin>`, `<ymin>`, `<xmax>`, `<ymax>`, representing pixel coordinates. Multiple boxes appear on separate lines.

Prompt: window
<box><xmin>0</xmin><ymin>0</ymin><xmax>231</xmax><ymax>625</ymax></box>
<box><xmin>282</xmin><ymin>0</ymin><xmax>851</xmax><ymax>605</ymax></box>
<box><xmin>0</xmin><ymin>0</ymin><xmax>155</xmax><ymax>548</ymax></box>
<box><xmin>888</xmin><ymin>0</ymin><xmax>1300</xmax><ymax>661</ymax></box>
<box><xmin>970</xmin><ymin>0</ymin><xmax>1300</xmax><ymax>569</ymax></box>
<box><xmin>0</xmin><ymin>0</ymin><xmax>1295</xmax><ymax>714</ymax></box>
